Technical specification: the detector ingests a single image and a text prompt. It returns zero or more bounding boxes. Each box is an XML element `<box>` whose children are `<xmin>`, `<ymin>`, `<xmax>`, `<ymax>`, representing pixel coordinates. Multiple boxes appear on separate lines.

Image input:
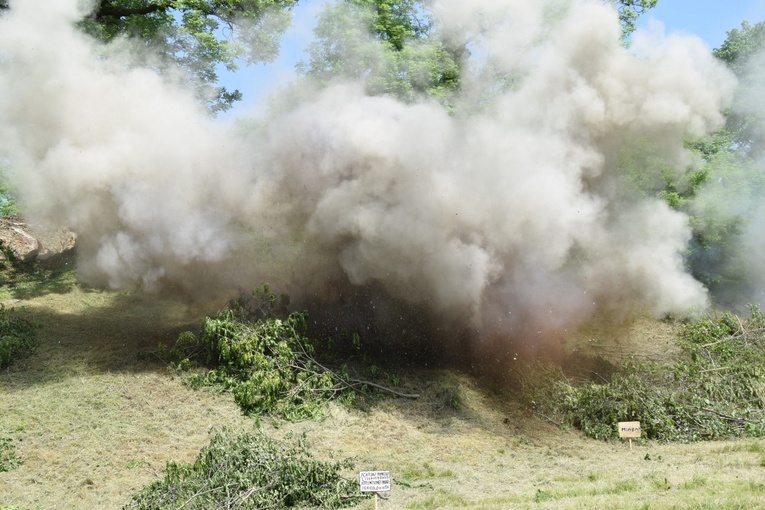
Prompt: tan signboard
<box><xmin>618</xmin><ymin>421</ymin><xmax>641</xmax><ymax>438</ymax></box>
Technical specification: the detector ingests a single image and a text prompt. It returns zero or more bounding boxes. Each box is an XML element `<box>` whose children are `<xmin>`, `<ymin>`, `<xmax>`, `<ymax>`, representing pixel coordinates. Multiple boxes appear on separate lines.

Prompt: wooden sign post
<box><xmin>618</xmin><ymin>421</ymin><xmax>641</xmax><ymax>450</ymax></box>
<box><xmin>359</xmin><ymin>470</ymin><xmax>391</xmax><ymax>509</ymax></box>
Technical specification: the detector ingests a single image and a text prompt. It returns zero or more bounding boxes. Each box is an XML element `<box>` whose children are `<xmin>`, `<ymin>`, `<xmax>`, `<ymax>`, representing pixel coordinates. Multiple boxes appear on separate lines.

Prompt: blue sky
<box><xmin>219</xmin><ymin>0</ymin><xmax>765</xmax><ymax>120</ymax></box>
<box><xmin>218</xmin><ymin>0</ymin><xmax>328</xmax><ymax>119</ymax></box>
<box><xmin>637</xmin><ymin>0</ymin><xmax>765</xmax><ymax>49</ymax></box>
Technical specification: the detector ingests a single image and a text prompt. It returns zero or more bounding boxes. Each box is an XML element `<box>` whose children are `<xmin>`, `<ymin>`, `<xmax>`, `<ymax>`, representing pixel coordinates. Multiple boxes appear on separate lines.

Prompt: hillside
<box><xmin>1</xmin><ymin>272</ymin><xmax>765</xmax><ymax>509</ymax></box>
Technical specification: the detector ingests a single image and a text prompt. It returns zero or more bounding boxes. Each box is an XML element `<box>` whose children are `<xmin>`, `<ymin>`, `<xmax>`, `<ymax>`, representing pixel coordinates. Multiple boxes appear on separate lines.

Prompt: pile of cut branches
<box><xmin>525</xmin><ymin>306</ymin><xmax>765</xmax><ymax>441</ymax></box>
<box><xmin>125</xmin><ymin>428</ymin><xmax>366</xmax><ymax>509</ymax></box>
<box><xmin>158</xmin><ymin>288</ymin><xmax>417</xmax><ymax>420</ymax></box>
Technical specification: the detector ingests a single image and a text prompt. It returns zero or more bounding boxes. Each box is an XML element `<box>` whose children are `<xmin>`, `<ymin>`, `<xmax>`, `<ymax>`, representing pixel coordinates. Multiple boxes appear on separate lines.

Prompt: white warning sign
<box><xmin>359</xmin><ymin>470</ymin><xmax>391</xmax><ymax>492</ymax></box>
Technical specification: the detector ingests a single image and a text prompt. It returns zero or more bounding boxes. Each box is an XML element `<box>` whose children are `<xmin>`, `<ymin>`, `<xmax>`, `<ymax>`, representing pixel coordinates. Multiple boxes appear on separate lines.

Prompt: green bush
<box><xmin>528</xmin><ymin>307</ymin><xmax>765</xmax><ymax>442</ymax></box>
<box><xmin>554</xmin><ymin>372</ymin><xmax>683</xmax><ymax>441</ymax></box>
<box><xmin>159</xmin><ymin>298</ymin><xmax>357</xmax><ymax>420</ymax></box>
<box><xmin>195</xmin><ymin>310</ymin><xmax>354</xmax><ymax>419</ymax></box>
<box><xmin>158</xmin><ymin>287</ymin><xmax>418</xmax><ymax>419</ymax></box>
<box><xmin>125</xmin><ymin>428</ymin><xmax>367</xmax><ymax>510</ymax></box>
<box><xmin>0</xmin><ymin>167</ymin><xmax>19</xmax><ymax>217</ymax></box>
<box><xmin>0</xmin><ymin>307</ymin><xmax>37</xmax><ymax>370</ymax></box>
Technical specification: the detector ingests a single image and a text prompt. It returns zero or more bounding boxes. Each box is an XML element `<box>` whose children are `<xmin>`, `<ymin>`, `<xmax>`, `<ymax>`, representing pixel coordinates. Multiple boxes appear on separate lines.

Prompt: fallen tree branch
<box><xmin>699</xmin><ymin>407</ymin><xmax>758</xmax><ymax>424</ymax></box>
<box><xmin>95</xmin><ymin>1</ymin><xmax>172</xmax><ymax>19</ymax></box>
<box><xmin>698</xmin><ymin>366</ymin><xmax>731</xmax><ymax>373</ymax></box>
<box><xmin>290</xmin><ymin>326</ymin><xmax>419</xmax><ymax>399</ymax></box>
<box><xmin>346</xmin><ymin>378</ymin><xmax>420</xmax><ymax>399</ymax></box>
<box><xmin>534</xmin><ymin>411</ymin><xmax>563</xmax><ymax>427</ymax></box>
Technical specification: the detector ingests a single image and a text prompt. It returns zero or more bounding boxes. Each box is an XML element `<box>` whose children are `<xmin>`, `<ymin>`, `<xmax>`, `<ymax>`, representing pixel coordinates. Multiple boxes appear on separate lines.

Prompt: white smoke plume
<box><xmin>0</xmin><ymin>0</ymin><xmax>737</xmax><ymax>356</ymax></box>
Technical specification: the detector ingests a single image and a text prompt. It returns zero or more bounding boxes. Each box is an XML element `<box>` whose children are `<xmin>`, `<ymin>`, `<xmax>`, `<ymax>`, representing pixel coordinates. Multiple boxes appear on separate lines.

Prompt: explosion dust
<box><xmin>0</xmin><ymin>0</ymin><xmax>747</xmax><ymax>369</ymax></box>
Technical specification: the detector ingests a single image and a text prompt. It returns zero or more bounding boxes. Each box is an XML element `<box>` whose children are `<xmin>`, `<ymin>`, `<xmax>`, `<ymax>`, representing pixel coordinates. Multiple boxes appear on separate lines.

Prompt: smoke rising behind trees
<box><xmin>0</xmin><ymin>0</ymin><xmax>760</xmax><ymax>358</ymax></box>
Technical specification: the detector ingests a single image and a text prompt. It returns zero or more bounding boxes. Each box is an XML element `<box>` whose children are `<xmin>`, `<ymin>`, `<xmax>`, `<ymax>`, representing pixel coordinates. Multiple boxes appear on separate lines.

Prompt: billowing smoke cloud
<box><xmin>0</xmin><ymin>0</ymin><xmax>738</xmax><ymax>358</ymax></box>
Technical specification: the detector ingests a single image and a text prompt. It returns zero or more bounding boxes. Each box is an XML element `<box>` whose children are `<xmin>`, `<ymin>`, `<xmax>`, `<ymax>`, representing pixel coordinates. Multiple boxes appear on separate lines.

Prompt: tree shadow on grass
<box><xmin>0</xmin><ymin>287</ymin><xmax>225</xmax><ymax>389</ymax></box>
<box><xmin>0</xmin><ymin>272</ymin><xmax>551</xmax><ymax>446</ymax></box>
<box><xmin>0</xmin><ymin>250</ymin><xmax>79</xmax><ymax>300</ymax></box>
<box><xmin>0</xmin><ymin>286</ymin><xmax>508</xmax><ymax>443</ymax></box>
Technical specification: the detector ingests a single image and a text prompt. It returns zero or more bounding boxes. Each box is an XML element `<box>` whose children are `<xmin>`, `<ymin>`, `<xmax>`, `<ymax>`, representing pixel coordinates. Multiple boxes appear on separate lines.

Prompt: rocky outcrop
<box><xmin>0</xmin><ymin>217</ymin><xmax>76</xmax><ymax>262</ymax></box>
<box><xmin>0</xmin><ymin>218</ymin><xmax>39</xmax><ymax>260</ymax></box>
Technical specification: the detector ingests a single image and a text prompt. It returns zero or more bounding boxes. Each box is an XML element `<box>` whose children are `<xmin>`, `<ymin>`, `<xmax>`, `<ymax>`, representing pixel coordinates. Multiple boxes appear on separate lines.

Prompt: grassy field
<box><xmin>2</xmin><ymin>272</ymin><xmax>765</xmax><ymax>509</ymax></box>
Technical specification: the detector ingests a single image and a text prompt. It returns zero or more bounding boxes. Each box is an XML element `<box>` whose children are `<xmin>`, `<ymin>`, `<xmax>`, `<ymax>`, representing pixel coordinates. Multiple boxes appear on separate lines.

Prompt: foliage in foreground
<box><xmin>0</xmin><ymin>306</ymin><xmax>37</xmax><ymax>370</ymax></box>
<box><xmin>159</xmin><ymin>289</ymin><xmax>360</xmax><ymax>420</ymax></box>
<box><xmin>125</xmin><ymin>428</ymin><xmax>367</xmax><ymax>510</ymax></box>
<box><xmin>0</xmin><ymin>428</ymin><xmax>21</xmax><ymax>473</ymax></box>
<box><xmin>527</xmin><ymin>307</ymin><xmax>765</xmax><ymax>442</ymax></box>
<box><xmin>0</xmin><ymin>168</ymin><xmax>19</xmax><ymax>217</ymax></box>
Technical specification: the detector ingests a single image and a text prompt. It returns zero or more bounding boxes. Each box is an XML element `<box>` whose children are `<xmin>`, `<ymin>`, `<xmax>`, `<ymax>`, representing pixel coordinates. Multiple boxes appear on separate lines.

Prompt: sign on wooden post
<box><xmin>618</xmin><ymin>421</ymin><xmax>641</xmax><ymax>450</ymax></box>
<box><xmin>359</xmin><ymin>470</ymin><xmax>391</xmax><ymax>509</ymax></box>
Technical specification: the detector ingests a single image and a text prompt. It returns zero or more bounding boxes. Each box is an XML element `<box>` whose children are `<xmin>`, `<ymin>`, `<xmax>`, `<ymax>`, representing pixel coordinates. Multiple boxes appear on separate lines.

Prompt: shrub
<box><xmin>157</xmin><ymin>285</ymin><xmax>364</xmax><ymax>421</ymax></box>
<box><xmin>161</xmin><ymin>309</ymin><xmax>357</xmax><ymax>420</ymax></box>
<box><xmin>0</xmin><ymin>169</ymin><xmax>19</xmax><ymax>217</ymax></box>
<box><xmin>0</xmin><ymin>306</ymin><xmax>37</xmax><ymax>369</ymax></box>
<box><xmin>124</xmin><ymin>428</ymin><xmax>367</xmax><ymax>510</ymax></box>
<box><xmin>158</xmin><ymin>287</ymin><xmax>419</xmax><ymax>420</ymax></box>
<box><xmin>528</xmin><ymin>307</ymin><xmax>765</xmax><ymax>441</ymax></box>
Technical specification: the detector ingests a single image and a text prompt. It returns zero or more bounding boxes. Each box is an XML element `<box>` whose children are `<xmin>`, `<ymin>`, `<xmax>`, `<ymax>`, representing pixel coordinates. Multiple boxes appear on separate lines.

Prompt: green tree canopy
<box><xmin>0</xmin><ymin>0</ymin><xmax>659</xmax><ymax>112</ymax></box>
<box><xmin>299</xmin><ymin>0</ymin><xmax>658</xmax><ymax>107</ymax></box>
<box><xmin>714</xmin><ymin>20</ymin><xmax>765</xmax><ymax>75</ymax></box>
<box><xmin>676</xmin><ymin>19</ymin><xmax>765</xmax><ymax>300</ymax></box>
<box><xmin>613</xmin><ymin>0</ymin><xmax>657</xmax><ymax>38</ymax></box>
<box><xmin>299</xmin><ymin>0</ymin><xmax>460</xmax><ymax>105</ymax></box>
<box><xmin>1</xmin><ymin>0</ymin><xmax>299</xmax><ymax>113</ymax></box>
<box><xmin>711</xmin><ymin>20</ymin><xmax>765</xmax><ymax>161</ymax></box>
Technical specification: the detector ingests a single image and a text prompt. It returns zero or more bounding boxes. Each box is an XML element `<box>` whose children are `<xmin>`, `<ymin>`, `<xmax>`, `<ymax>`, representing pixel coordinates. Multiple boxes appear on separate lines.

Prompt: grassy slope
<box><xmin>1</xmin><ymin>278</ymin><xmax>765</xmax><ymax>509</ymax></box>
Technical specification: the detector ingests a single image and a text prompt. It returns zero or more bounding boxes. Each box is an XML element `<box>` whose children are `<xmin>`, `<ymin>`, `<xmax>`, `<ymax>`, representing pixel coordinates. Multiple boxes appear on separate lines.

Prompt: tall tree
<box><xmin>712</xmin><ymin>21</ymin><xmax>765</xmax><ymax>160</ymax></box>
<box><xmin>612</xmin><ymin>0</ymin><xmax>657</xmax><ymax>38</ymax></box>
<box><xmin>299</xmin><ymin>0</ymin><xmax>460</xmax><ymax>105</ymax></box>
<box><xmin>300</xmin><ymin>0</ymin><xmax>658</xmax><ymax>107</ymax></box>
<box><xmin>1</xmin><ymin>0</ymin><xmax>299</xmax><ymax>113</ymax></box>
<box><xmin>674</xmin><ymin>20</ymin><xmax>765</xmax><ymax>300</ymax></box>
<box><xmin>714</xmin><ymin>20</ymin><xmax>765</xmax><ymax>75</ymax></box>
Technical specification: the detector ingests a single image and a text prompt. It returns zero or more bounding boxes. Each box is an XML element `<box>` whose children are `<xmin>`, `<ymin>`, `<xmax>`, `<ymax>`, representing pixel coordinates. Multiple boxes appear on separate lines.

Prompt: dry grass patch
<box><xmin>2</xmin><ymin>370</ymin><xmax>253</xmax><ymax>509</ymax></box>
<box><xmin>570</xmin><ymin>313</ymin><xmax>684</xmax><ymax>364</ymax></box>
<box><xmin>273</xmin><ymin>376</ymin><xmax>765</xmax><ymax>510</ymax></box>
<box><xmin>1</xmin><ymin>287</ymin><xmax>252</xmax><ymax>509</ymax></box>
<box><xmin>2</xmin><ymin>284</ymin><xmax>765</xmax><ymax>509</ymax></box>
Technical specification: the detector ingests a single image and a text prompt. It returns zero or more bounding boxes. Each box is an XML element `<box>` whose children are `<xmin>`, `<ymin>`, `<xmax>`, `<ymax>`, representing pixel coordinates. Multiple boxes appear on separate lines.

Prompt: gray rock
<box><xmin>0</xmin><ymin>219</ymin><xmax>40</xmax><ymax>260</ymax></box>
<box><xmin>0</xmin><ymin>217</ymin><xmax>76</xmax><ymax>262</ymax></box>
